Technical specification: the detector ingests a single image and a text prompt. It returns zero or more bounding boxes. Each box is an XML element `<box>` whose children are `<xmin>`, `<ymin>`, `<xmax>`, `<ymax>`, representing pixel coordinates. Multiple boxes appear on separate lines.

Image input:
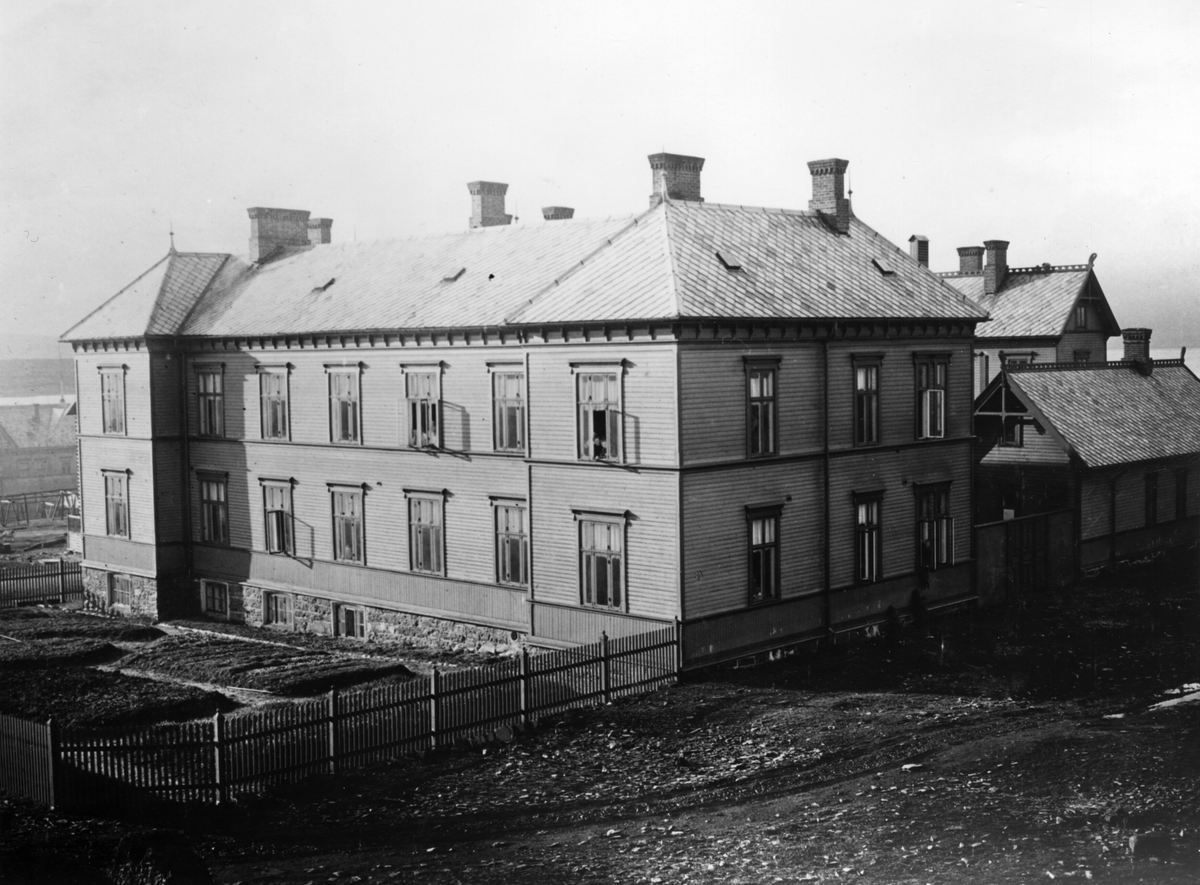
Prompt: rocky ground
<box><xmin>1</xmin><ymin>555</ymin><xmax>1198</xmax><ymax>884</ymax></box>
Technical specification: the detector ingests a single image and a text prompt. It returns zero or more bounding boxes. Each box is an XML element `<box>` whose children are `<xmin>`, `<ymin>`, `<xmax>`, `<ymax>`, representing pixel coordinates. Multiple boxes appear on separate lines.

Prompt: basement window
<box><xmin>716</xmin><ymin>249</ymin><xmax>744</xmax><ymax>271</ymax></box>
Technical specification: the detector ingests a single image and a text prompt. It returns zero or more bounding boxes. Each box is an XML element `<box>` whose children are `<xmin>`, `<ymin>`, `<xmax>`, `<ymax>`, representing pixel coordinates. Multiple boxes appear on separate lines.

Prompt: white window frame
<box><xmin>262</xmin><ymin>591</ymin><xmax>293</xmax><ymax>630</ymax></box>
<box><xmin>261</xmin><ymin>479</ymin><xmax>294</xmax><ymax>555</ymax></box>
<box><xmin>572</xmin><ymin>362</ymin><xmax>625</xmax><ymax>463</ymax></box>
<box><xmin>489</xmin><ymin>363</ymin><xmax>526</xmax><ymax>454</ymax></box>
<box><xmin>198</xmin><ymin>473</ymin><xmax>229</xmax><ymax>545</ymax></box>
<box><xmin>402</xmin><ymin>364</ymin><xmax>443</xmax><ymax>449</ymax></box>
<box><xmin>492</xmin><ymin>498</ymin><xmax>529</xmax><ymax>587</ymax></box>
<box><xmin>329</xmin><ymin>484</ymin><xmax>365</xmax><ymax>564</ymax></box>
<box><xmin>195</xmin><ymin>362</ymin><xmax>224</xmax><ymax>438</ymax></box>
<box><xmin>575</xmin><ymin>510</ymin><xmax>627</xmax><ymax>611</ymax></box>
<box><xmin>201</xmin><ymin>579</ymin><xmax>230</xmax><ymax>617</ymax></box>
<box><xmin>334</xmin><ymin>603</ymin><xmax>367</xmax><ymax>640</ymax></box>
<box><xmin>914</xmin><ymin>353</ymin><xmax>949</xmax><ymax>441</ymax></box>
<box><xmin>257</xmin><ymin>365</ymin><xmax>291</xmax><ymax>441</ymax></box>
<box><xmin>406</xmin><ymin>489</ymin><xmax>445</xmax><ymax>575</ymax></box>
<box><xmin>109</xmin><ymin>573</ymin><xmax>133</xmax><ymax>609</ymax></box>
<box><xmin>98</xmin><ymin>366</ymin><xmax>127</xmax><ymax>435</ymax></box>
<box><xmin>326</xmin><ymin>364</ymin><xmax>363</xmax><ymax>445</ymax></box>
<box><xmin>103</xmin><ymin>469</ymin><xmax>130</xmax><ymax>538</ymax></box>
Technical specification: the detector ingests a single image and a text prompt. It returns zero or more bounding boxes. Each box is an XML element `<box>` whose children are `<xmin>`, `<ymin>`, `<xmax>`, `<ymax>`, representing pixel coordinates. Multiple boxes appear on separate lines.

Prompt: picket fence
<box><xmin>0</xmin><ymin>625</ymin><xmax>678</xmax><ymax>810</ymax></box>
<box><xmin>0</xmin><ymin>560</ymin><xmax>83</xmax><ymax>608</ymax></box>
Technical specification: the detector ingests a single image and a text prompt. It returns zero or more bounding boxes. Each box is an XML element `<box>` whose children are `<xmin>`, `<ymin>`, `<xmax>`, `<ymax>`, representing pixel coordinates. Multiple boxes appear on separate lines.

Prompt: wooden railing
<box><xmin>1</xmin><ymin>625</ymin><xmax>678</xmax><ymax>809</ymax></box>
<box><xmin>0</xmin><ymin>560</ymin><xmax>83</xmax><ymax>607</ymax></box>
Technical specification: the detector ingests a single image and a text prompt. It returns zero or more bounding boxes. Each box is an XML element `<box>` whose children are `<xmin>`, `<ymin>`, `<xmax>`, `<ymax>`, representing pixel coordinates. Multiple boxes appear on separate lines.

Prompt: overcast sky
<box><xmin>2</xmin><ymin>0</ymin><xmax>1198</xmax><ymax>348</ymax></box>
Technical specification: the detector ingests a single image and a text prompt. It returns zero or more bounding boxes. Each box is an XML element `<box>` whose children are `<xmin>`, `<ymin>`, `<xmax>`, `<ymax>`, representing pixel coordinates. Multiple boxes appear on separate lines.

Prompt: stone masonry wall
<box><xmin>82</xmin><ymin>567</ymin><xmax>158</xmax><ymax>619</ymax></box>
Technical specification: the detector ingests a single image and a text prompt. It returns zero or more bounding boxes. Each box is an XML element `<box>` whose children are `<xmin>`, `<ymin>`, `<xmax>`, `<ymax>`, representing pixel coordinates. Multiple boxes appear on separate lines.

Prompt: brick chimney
<box><xmin>908</xmin><ymin>235</ymin><xmax>929</xmax><ymax>268</ymax></box>
<box><xmin>468</xmin><ymin>181</ymin><xmax>512</xmax><ymax>229</ymax></box>
<box><xmin>648</xmin><ymin>153</ymin><xmax>705</xmax><ymax>207</ymax></box>
<box><xmin>1122</xmin><ymin>327</ymin><xmax>1152</xmax><ymax>362</ymax></box>
<box><xmin>957</xmin><ymin>246</ymin><xmax>984</xmax><ymax>274</ymax></box>
<box><xmin>247</xmin><ymin>208</ymin><xmax>311</xmax><ymax>263</ymax></box>
<box><xmin>807</xmin><ymin>158</ymin><xmax>851</xmax><ymax>234</ymax></box>
<box><xmin>983</xmin><ymin>239</ymin><xmax>1009</xmax><ymax>295</ymax></box>
<box><xmin>542</xmin><ymin>206</ymin><xmax>575</xmax><ymax>221</ymax></box>
<box><xmin>307</xmin><ymin>218</ymin><xmax>333</xmax><ymax>245</ymax></box>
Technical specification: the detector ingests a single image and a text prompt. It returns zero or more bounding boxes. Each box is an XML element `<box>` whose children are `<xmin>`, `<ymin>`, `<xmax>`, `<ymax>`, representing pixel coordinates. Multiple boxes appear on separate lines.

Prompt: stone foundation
<box><xmin>82</xmin><ymin>567</ymin><xmax>158</xmax><ymax>619</ymax></box>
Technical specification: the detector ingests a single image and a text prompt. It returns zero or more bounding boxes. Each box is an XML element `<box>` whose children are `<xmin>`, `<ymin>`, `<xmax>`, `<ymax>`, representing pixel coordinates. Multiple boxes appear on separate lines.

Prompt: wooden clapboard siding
<box><xmin>527</xmin><ymin>343</ymin><xmax>678</xmax><ymax>466</ymax></box>
<box><xmin>678</xmin><ymin>343</ymin><xmax>823</xmax><ymax>466</ymax></box>
<box><xmin>83</xmin><ymin>535</ymin><xmax>157</xmax><ymax>573</ymax></box>
<box><xmin>828</xmin><ymin>442</ymin><xmax>973</xmax><ymax>589</ymax></box>
<box><xmin>74</xmin><ymin>350</ymin><xmax>154</xmax><ymax>439</ymax></box>
<box><xmin>152</xmin><ymin>441</ymin><xmax>183</xmax><ymax>542</ymax></box>
<box><xmin>529</xmin><ymin>463</ymin><xmax>678</xmax><ymax>621</ymax></box>
<box><xmin>1056</xmin><ymin>331</ymin><xmax>1109</xmax><ymax>362</ymax></box>
<box><xmin>530</xmin><ymin>603</ymin><xmax>669</xmax><ymax>645</ymax></box>
<box><xmin>79</xmin><ymin>437</ymin><xmax>155</xmax><ymax>541</ymax></box>
<box><xmin>681</xmin><ymin>461</ymin><xmax>823</xmax><ymax>619</ymax></box>
<box><xmin>1080</xmin><ymin>474</ymin><xmax>1112</xmax><ymax>539</ymax></box>
<box><xmin>149</xmin><ymin>351</ymin><xmax>180</xmax><ymax>436</ymax></box>
<box><xmin>1114</xmin><ymin>469</ymin><xmax>1145</xmax><ymax>533</ymax></box>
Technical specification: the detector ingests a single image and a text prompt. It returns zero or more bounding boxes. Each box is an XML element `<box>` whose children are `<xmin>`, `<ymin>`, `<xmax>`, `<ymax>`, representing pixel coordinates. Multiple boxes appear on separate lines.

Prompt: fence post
<box><xmin>327</xmin><ymin>688</ymin><xmax>340</xmax><ymax>774</ymax></box>
<box><xmin>213</xmin><ymin>712</ymin><xmax>227</xmax><ymax>805</ymax></box>
<box><xmin>518</xmin><ymin>648</ymin><xmax>529</xmax><ymax>727</ymax></box>
<box><xmin>600</xmin><ymin>632</ymin><xmax>611</xmax><ymax>704</ymax></box>
<box><xmin>56</xmin><ymin>560</ymin><xmax>65</xmax><ymax>604</ymax></box>
<box><xmin>429</xmin><ymin>670</ymin><xmax>440</xmax><ymax>751</ymax></box>
<box><xmin>46</xmin><ymin>718</ymin><xmax>60</xmax><ymax>810</ymax></box>
<box><xmin>674</xmin><ymin>617</ymin><xmax>684</xmax><ymax>675</ymax></box>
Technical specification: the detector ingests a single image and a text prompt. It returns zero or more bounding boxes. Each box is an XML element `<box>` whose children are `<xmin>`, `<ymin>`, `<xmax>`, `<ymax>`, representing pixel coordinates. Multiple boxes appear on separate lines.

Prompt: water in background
<box><xmin>1106</xmin><ymin>343</ymin><xmax>1197</xmax><ymax>374</ymax></box>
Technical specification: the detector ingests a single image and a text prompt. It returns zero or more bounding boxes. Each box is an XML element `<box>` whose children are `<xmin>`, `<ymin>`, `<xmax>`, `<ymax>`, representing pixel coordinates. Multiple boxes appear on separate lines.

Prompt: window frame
<box><xmin>746</xmin><ymin>504</ymin><xmax>782</xmax><ymax>605</ymax></box>
<box><xmin>402</xmin><ymin>364</ymin><xmax>443</xmax><ymax>449</ymax></box>
<box><xmin>744</xmin><ymin>357</ymin><xmax>780</xmax><ymax>458</ymax></box>
<box><xmin>109</xmin><ymin>573</ymin><xmax>133</xmax><ymax>608</ymax></box>
<box><xmin>915</xmin><ymin>483</ymin><xmax>954</xmax><ymax>571</ymax></box>
<box><xmin>577</xmin><ymin>511</ymin><xmax>626</xmax><ymax>612</ymax></box>
<box><xmin>98</xmin><ymin>366</ymin><xmax>127</xmax><ymax>436</ymax></box>
<box><xmin>1145</xmin><ymin>472</ymin><xmax>1159</xmax><ymax>527</ymax></box>
<box><xmin>490</xmin><ymin>365</ymin><xmax>527</xmax><ymax>454</ymax></box>
<box><xmin>1073</xmin><ymin>350</ymin><xmax>1091</xmax><ymax>364</ymax></box>
<box><xmin>334</xmin><ymin>603</ymin><xmax>367</xmax><ymax>640</ymax></box>
<box><xmin>325</xmin><ymin>364</ymin><xmax>363</xmax><ymax>445</ymax></box>
<box><xmin>257</xmin><ymin>365</ymin><xmax>291</xmax><ymax>441</ymax></box>
<box><xmin>492</xmin><ymin>498</ymin><xmax>529</xmax><ymax>587</ymax></box>
<box><xmin>1075</xmin><ymin>301</ymin><xmax>1088</xmax><ymax>330</ymax></box>
<box><xmin>913</xmin><ymin>353</ymin><xmax>950</xmax><ymax>441</ymax></box>
<box><xmin>573</xmin><ymin>362</ymin><xmax>624</xmax><ymax>463</ymax></box>
<box><xmin>262</xmin><ymin>591</ymin><xmax>293</xmax><ymax>630</ymax></box>
<box><xmin>406</xmin><ymin>489</ymin><xmax>445</xmax><ymax>576</ymax></box>
<box><xmin>261</xmin><ymin>479</ymin><xmax>295</xmax><ymax>556</ymax></box>
<box><xmin>329</xmin><ymin>484</ymin><xmax>365</xmax><ymax>565</ymax></box>
<box><xmin>198</xmin><ymin>472</ymin><xmax>229</xmax><ymax>546</ymax></box>
<box><xmin>103</xmin><ymin>469</ymin><xmax>130</xmax><ymax>539</ymax></box>
<box><xmin>1000</xmin><ymin>416</ymin><xmax>1025</xmax><ymax>448</ymax></box>
<box><xmin>853</xmin><ymin>491</ymin><xmax>884</xmax><ymax>584</ymax></box>
<box><xmin>201</xmin><ymin>579</ymin><xmax>229</xmax><ymax>617</ymax></box>
<box><xmin>195</xmin><ymin>362</ymin><xmax>225</xmax><ymax>438</ymax></box>
<box><xmin>852</xmin><ymin>354</ymin><xmax>883</xmax><ymax>447</ymax></box>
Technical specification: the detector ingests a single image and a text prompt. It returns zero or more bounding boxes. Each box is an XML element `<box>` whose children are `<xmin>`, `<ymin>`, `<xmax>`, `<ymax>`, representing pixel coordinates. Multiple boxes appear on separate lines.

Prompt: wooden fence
<box><xmin>1</xmin><ymin>625</ymin><xmax>678</xmax><ymax>810</ymax></box>
<box><xmin>0</xmin><ymin>560</ymin><xmax>83</xmax><ymax>607</ymax></box>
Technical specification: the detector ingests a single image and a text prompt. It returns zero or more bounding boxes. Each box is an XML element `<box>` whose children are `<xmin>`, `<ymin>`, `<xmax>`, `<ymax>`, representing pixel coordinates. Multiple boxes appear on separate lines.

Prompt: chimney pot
<box><xmin>648</xmin><ymin>152</ymin><xmax>705</xmax><ymax>207</ymax></box>
<box><xmin>984</xmin><ymin>239</ymin><xmax>1010</xmax><ymax>295</ymax></box>
<box><xmin>807</xmin><ymin>158</ymin><xmax>851</xmax><ymax>234</ymax></box>
<box><xmin>956</xmin><ymin>246</ymin><xmax>985</xmax><ymax>275</ymax></box>
<box><xmin>908</xmin><ymin>235</ymin><xmax>929</xmax><ymax>268</ymax></box>
<box><xmin>542</xmin><ymin>206</ymin><xmax>575</xmax><ymax>222</ymax></box>
<box><xmin>307</xmin><ymin>218</ymin><xmax>333</xmax><ymax>246</ymax></box>
<box><xmin>247</xmin><ymin>207</ymin><xmax>311</xmax><ymax>264</ymax></box>
<box><xmin>468</xmin><ymin>181</ymin><xmax>512</xmax><ymax>229</ymax></box>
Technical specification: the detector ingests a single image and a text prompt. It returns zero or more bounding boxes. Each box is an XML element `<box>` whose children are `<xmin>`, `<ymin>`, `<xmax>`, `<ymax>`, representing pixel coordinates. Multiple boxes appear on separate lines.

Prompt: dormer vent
<box><xmin>442</xmin><ymin>267</ymin><xmax>466</xmax><ymax>283</ymax></box>
<box><xmin>716</xmin><ymin>248</ymin><xmax>743</xmax><ymax>270</ymax></box>
<box><xmin>872</xmin><ymin>256</ymin><xmax>895</xmax><ymax>276</ymax></box>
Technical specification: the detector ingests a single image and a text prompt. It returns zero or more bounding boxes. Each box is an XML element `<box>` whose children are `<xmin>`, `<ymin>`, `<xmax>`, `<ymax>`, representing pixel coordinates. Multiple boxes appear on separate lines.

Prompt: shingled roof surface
<box><xmin>66</xmin><ymin>200</ymin><xmax>988</xmax><ymax>341</ymax></box>
<box><xmin>62</xmin><ymin>253</ymin><xmax>227</xmax><ymax>341</ymax></box>
<box><xmin>941</xmin><ymin>267</ymin><xmax>1090</xmax><ymax>339</ymax></box>
<box><xmin>1007</xmin><ymin>362</ymin><xmax>1200</xmax><ymax>467</ymax></box>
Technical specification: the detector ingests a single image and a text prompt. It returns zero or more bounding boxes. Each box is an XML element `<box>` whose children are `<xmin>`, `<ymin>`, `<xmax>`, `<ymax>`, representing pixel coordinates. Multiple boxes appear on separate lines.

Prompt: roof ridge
<box><xmin>661</xmin><ymin>202</ymin><xmax>683</xmax><ymax>319</ymax></box>
<box><xmin>59</xmin><ymin>252</ymin><xmax>171</xmax><ymax>341</ymax></box>
<box><xmin>676</xmin><ymin>200</ymin><xmax>815</xmax><ymax>217</ymax></box>
<box><xmin>176</xmin><ymin>255</ymin><xmax>234</xmax><ymax>335</ymax></box>
<box><xmin>1008</xmin><ymin>358</ymin><xmax>1189</xmax><ymax>374</ymax></box>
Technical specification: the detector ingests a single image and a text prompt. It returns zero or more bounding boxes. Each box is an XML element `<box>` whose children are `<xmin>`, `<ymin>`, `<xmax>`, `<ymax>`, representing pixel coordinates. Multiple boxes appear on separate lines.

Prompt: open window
<box><xmin>574</xmin><ymin>365</ymin><xmax>623</xmax><ymax>462</ymax></box>
<box><xmin>402</xmin><ymin>365</ymin><xmax>442</xmax><ymax>449</ymax></box>
<box><xmin>261</xmin><ymin>480</ymin><xmax>294</xmax><ymax>555</ymax></box>
<box><xmin>914</xmin><ymin>353</ymin><xmax>949</xmax><ymax>440</ymax></box>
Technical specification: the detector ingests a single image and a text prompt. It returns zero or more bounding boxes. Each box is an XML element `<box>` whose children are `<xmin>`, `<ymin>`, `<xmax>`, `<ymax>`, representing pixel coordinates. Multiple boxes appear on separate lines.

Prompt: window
<box><xmin>202</xmin><ymin>580</ymin><xmax>228</xmax><ymax>616</ymax></box>
<box><xmin>199</xmin><ymin>476</ymin><xmax>228</xmax><ymax>545</ymax></box>
<box><xmin>262</xmin><ymin>482</ymin><xmax>293</xmax><ymax>555</ymax></box>
<box><xmin>492</xmin><ymin>502</ymin><xmax>529</xmax><ymax>586</ymax></box>
<box><xmin>1145</xmin><ymin>472</ymin><xmax>1159</xmax><ymax>527</ymax></box>
<box><xmin>916</xmin><ymin>485</ymin><xmax>954</xmax><ymax>570</ymax></box>
<box><xmin>335</xmin><ymin>604</ymin><xmax>366</xmax><ymax>639</ymax></box>
<box><xmin>408</xmin><ymin>495</ymin><xmax>444</xmax><ymax>574</ymax></box>
<box><xmin>492</xmin><ymin>371</ymin><xmax>526</xmax><ymax>452</ymax></box>
<box><xmin>577</xmin><ymin>371</ymin><xmax>621</xmax><ymax>461</ymax></box>
<box><xmin>1000</xmin><ymin>417</ymin><xmax>1024</xmax><ymax>448</ymax></box>
<box><xmin>747</xmin><ymin>508</ymin><xmax>781</xmax><ymax>604</ymax></box>
<box><xmin>580</xmin><ymin>518</ymin><xmax>623</xmax><ymax>610</ymax></box>
<box><xmin>853</xmin><ymin>357</ymin><xmax>881</xmax><ymax>446</ymax></box>
<box><xmin>109</xmin><ymin>573</ymin><xmax>133</xmax><ymax>608</ymax></box>
<box><xmin>406</xmin><ymin>372</ymin><xmax>440</xmax><ymax>448</ymax></box>
<box><xmin>915</xmin><ymin>356</ymin><xmax>948</xmax><ymax>440</ymax></box>
<box><xmin>1002</xmin><ymin>352</ymin><xmax>1033</xmax><ymax>368</ymax></box>
<box><xmin>1075</xmin><ymin>302</ymin><xmax>1088</xmax><ymax>330</ymax></box>
<box><xmin>327</xmin><ymin>369</ymin><xmax>361</xmax><ymax>444</ymax></box>
<box><xmin>1073</xmin><ymin>350</ymin><xmax>1091</xmax><ymax>364</ymax></box>
<box><xmin>99</xmin><ymin>368</ymin><xmax>126</xmax><ymax>435</ymax></box>
<box><xmin>745</xmin><ymin>361</ymin><xmax>778</xmax><ymax>457</ymax></box>
<box><xmin>103</xmin><ymin>471</ymin><xmax>129</xmax><ymax>538</ymax></box>
<box><xmin>263</xmin><ymin>592</ymin><xmax>292</xmax><ymax>629</ymax></box>
<box><xmin>973</xmin><ymin>352</ymin><xmax>990</xmax><ymax>398</ymax></box>
<box><xmin>331</xmin><ymin>487</ymin><xmax>364</xmax><ymax>564</ymax></box>
<box><xmin>854</xmin><ymin>494</ymin><xmax>882</xmax><ymax>583</ymax></box>
<box><xmin>259</xmin><ymin>368</ymin><xmax>290</xmax><ymax>440</ymax></box>
<box><xmin>196</xmin><ymin>366</ymin><xmax>224</xmax><ymax>437</ymax></box>
<box><xmin>1178</xmin><ymin>469</ymin><xmax>1189</xmax><ymax>521</ymax></box>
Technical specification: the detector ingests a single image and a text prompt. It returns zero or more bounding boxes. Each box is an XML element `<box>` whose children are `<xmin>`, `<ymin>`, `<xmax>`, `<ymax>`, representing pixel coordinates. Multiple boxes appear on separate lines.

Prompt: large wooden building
<box><xmin>62</xmin><ymin>153</ymin><xmax>990</xmax><ymax>667</ymax></box>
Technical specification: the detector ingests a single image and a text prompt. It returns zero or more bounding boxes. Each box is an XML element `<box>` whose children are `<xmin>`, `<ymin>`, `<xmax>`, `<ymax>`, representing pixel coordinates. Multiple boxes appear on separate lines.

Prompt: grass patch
<box><xmin>0</xmin><ymin>608</ymin><xmax>163</xmax><ymax>642</ymax></box>
<box><xmin>0</xmin><ymin>637</ymin><xmax>125</xmax><ymax>670</ymax></box>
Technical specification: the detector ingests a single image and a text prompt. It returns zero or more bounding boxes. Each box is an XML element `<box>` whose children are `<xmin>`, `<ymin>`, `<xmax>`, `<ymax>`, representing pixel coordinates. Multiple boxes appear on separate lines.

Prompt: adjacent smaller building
<box><xmin>974</xmin><ymin>328</ymin><xmax>1200</xmax><ymax>576</ymax></box>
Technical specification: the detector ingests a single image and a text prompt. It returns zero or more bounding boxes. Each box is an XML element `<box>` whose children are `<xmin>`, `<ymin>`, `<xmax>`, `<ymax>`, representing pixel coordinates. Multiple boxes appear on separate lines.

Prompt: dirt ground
<box><xmin>2</xmin><ymin>554</ymin><xmax>1198</xmax><ymax>884</ymax></box>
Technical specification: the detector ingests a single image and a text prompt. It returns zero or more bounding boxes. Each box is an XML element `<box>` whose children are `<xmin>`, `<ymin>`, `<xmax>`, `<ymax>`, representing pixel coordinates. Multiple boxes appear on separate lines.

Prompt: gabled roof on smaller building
<box><xmin>997</xmin><ymin>359</ymin><xmax>1200</xmax><ymax>468</ymax></box>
